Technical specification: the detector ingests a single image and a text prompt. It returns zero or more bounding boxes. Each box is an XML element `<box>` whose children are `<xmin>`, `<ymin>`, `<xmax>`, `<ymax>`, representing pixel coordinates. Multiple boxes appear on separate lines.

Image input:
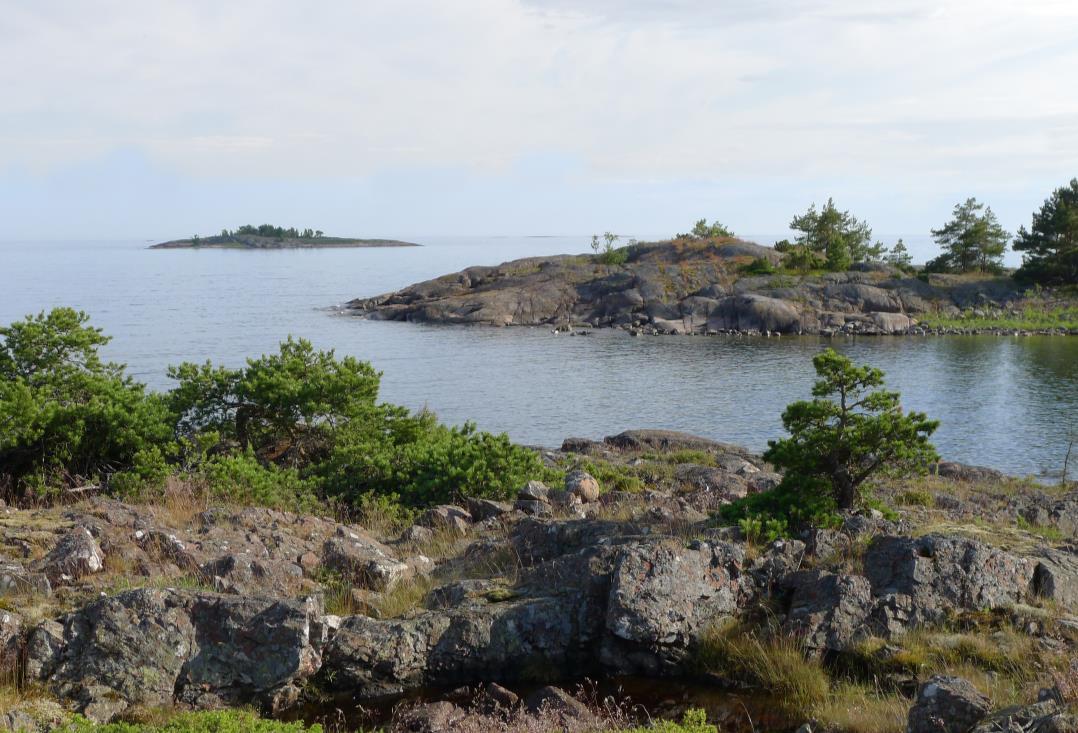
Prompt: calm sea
<box><xmin>1</xmin><ymin>237</ymin><xmax>1075</xmax><ymax>479</ymax></box>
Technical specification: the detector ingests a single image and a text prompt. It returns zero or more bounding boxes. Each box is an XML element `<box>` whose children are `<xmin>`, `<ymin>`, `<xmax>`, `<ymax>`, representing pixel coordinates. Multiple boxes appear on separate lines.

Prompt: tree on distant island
<box><xmin>1014</xmin><ymin>178</ymin><xmax>1078</xmax><ymax>285</ymax></box>
<box><xmin>681</xmin><ymin>219</ymin><xmax>734</xmax><ymax>239</ymax></box>
<box><xmin>925</xmin><ymin>198</ymin><xmax>1009</xmax><ymax>274</ymax></box>
<box><xmin>229</xmin><ymin>224</ymin><xmax>323</xmax><ymax>239</ymax></box>
<box><xmin>788</xmin><ymin>198</ymin><xmax>881</xmax><ymax>272</ymax></box>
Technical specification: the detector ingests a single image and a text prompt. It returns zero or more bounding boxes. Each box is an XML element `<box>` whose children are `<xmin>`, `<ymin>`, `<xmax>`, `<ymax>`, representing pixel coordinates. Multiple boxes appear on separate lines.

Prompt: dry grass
<box><xmin>692</xmin><ymin>621</ymin><xmax>828</xmax><ymax>716</ymax></box>
<box><xmin>139</xmin><ymin>475</ymin><xmax>214</xmax><ymax>528</ymax></box>
<box><xmin>813</xmin><ymin>682</ymin><xmax>908</xmax><ymax>733</ymax></box>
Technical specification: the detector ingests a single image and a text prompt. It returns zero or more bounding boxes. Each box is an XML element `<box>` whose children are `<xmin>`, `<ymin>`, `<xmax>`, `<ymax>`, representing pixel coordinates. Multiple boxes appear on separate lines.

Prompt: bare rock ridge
<box><xmin>346</xmin><ymin>238</ymin><xmax>1026</xmax><ymax>335</ymax></box>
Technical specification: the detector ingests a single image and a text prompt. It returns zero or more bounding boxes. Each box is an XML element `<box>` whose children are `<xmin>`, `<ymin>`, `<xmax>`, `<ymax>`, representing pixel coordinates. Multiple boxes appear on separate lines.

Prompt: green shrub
<box><xmin>0</xmin><ymin>309</ymin><xmax>554</xmax><ymax>515</ymax></box>
<box><xmin>737</xmin><ymin>514</ymin><xmax>789</xmax><ymax>543</ymax></box>
<box><xmin>730</xmin><ymin>349</ymin><xmax>938</xmax><ymax>530</ymax></box>
<box><xmin>200</xmin><ymin>450</ymin><xmax>319</xmax><ymax>511</ymax></box>
<box><xmin>620</xmin><ymin>709</ymin><xmax>717</xmax><ymax>733</ymax></box>
<box><xmin>62</xmin><ymin>709</ymin><xmax>321</xmax><ymax>732</ymax></box>
<box><xmin>323</xmin><ymin>414</ymin><xmax>550</xmax><ymax>506</ymax></box>
<box><xmin>895</xmin><ymin>488</ymin><xmax>934</xmax><ymax>507</ymax></box>
<box><xmin>741</xmin><ymin>257</ymin><xmax>777</xmax><ymax>275</ymax></box>
<box><xmin>0</xmin><ymin>308</ymin><xmax>174</xmax><ymax>499</ymax></box>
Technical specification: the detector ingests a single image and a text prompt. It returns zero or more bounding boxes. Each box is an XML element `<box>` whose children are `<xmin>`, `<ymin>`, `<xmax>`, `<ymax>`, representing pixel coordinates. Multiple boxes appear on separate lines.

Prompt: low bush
<box><xmin>61</xmin><ymin>709</ymin><xmax>321</xmax><ymax>732</ymax></box>
<box><xmin>619</xmin><ymin>709</ymin><xmax>717</xmax><ymax>733</ymax></box>
<box><xmin>0</xmin><ymin>309</ymin><xmax>553</xmax><ymax>516</ymax></box>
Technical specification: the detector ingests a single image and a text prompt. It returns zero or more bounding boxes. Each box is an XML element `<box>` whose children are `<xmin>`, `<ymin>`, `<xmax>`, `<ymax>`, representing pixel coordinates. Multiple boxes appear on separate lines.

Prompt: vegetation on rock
<box><xmin>787</xmin><ymin>198</ymin><xmax>882</xmax><ymax>272</ymax></box>
<box><xmin>1014</xmin><ymin>178</ymin><xmax>1078</xmax><ymax>285</ymax></box>
<box><xmin>0</xmin><ymin>309</ymin><xmax>549</xmax><ymax>511</ymax></box>
<box><xmin>926</xmin><ymin>198</ymin><xmax>1010</xmax><ymax>274</ymax></box>
<box><xmin>724</xmin><ymin>349</ymin><xmax>938</xmax><ymax>528</ymax></box>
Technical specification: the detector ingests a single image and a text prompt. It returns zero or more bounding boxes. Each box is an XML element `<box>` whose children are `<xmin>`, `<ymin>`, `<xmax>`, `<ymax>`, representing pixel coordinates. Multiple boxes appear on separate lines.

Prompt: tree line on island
<box><xmin>595</xmin><ymin>177</ymin><xmax>1078</xmax><ymax>285</ymax></box>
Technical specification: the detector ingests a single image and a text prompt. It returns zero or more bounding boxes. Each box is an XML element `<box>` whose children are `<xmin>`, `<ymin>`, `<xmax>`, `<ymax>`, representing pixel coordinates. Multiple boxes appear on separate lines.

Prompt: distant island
<box><xmin>151</xmin><ymin>224</ymin><xmax>419</xmax><ymax>249</ymax></box>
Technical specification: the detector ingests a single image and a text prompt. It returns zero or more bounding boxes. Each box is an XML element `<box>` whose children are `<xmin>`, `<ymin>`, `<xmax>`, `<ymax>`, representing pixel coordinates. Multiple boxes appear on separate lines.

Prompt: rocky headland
<box><xmin>2</xmin><ymin>430</ymin><xmax>1076</xmax><ymax>731</ymax></box>
<box><xmin>346</xmin><ymin>239</ymin><xmax>1076</xmax><ymax>336</ymax></box>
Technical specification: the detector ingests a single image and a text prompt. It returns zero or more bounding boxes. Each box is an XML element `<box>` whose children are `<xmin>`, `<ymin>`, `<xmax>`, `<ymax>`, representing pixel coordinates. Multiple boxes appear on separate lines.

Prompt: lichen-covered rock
<box><xmin>518</xmin><ymin>481</ymin><xmax>552</xmax><ymax>503</ymax></box>
<box><xmin>419</xmin><ymin>505</ymin><xmax>473</xmax><ymax>535</ymax></box>
<box><xmin>321</xmin><ymin>531</ymin><xmax>409</xmax><ymax>591</ymax></box>
<box><xmin>1032</xmin><ymin>547</ymin><xmax>1078</xmax><ymax>611</ymax></box>
<box><xmin>38</xmin><ymin>527</ymin><xmax>104</xmax><ymax>585</ymax></box>
<box><xmin>782</xmin><ymin>571</ymin><xmax>873</xmax><ymax>652</ymax></box>
<box><xmin>863</xmin><ymin>534</ymin><xmax>1035</xmax><ymax>625</ymax></box>
<box><xmin>320</xmin><ymin>593</ymin><xmax>595</xmax><ymax>698</ymax></box>
<box><xmin>565</xmin><ymin>471</ymin><xmax>600</xmax><ymax>503</ymax></box>
<box><xmin>25</xmin><ymin>588</ymin><xmax>323</xmax><ymax>722</ymax></box>
<box><xmin>972</xmin><ymin>700</ymin><xmax>1074</xmax><ymax>733</ymax></box>
<box><xmin>907</xmin><ymin>676</ymin><xmax>991</xmax><ymax>733</ymax></box>
<box><xmin>0</xmin><ymin>563</ymin><xmax>50</xmax><ymax>597</ymax></box>
<box><xmin>0</xmin><ymin>611</ymin><xmax>21</xmax><ymax>677</ymax></box>
<box><xmin>601</xmin><ymin>540</ymin><xmax>747</xmax><ymax>674</ymax></box>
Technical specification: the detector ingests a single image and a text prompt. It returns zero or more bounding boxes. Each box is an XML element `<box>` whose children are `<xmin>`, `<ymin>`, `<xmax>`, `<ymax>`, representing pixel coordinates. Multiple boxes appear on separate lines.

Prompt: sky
<box><xmin>1</xmin><ymin>0</ymin><xmax>1077</xmax><ymax>262</ymax></box>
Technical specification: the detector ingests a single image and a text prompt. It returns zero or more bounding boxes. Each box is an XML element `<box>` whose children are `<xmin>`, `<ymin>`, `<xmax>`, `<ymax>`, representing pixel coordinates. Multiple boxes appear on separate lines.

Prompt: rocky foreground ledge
<box><xmin>345</xmin><ymin>240</ymin><xmax>1068</xmax><ymax>336</ymax></box>
<box><xmin>1</xmin><ymin>430</ymin><xmax>1076</xmax><ymax>731</ymax></box>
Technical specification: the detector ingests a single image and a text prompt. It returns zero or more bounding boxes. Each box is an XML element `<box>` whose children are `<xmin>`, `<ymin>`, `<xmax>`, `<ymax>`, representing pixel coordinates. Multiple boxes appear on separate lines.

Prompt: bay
<box><xmin>1</xmin><ymin>237</ymin><xmax>1075</xmax><ymax>479</ymax></box>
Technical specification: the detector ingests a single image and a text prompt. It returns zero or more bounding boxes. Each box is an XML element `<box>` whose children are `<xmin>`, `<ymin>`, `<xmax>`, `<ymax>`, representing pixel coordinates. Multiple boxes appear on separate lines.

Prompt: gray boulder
<box><xmin>25</xmin><ymin>588</ymin><xmax>323</xmax><ymax>722</ymax></box>
<box><xmin>418</xmin><ymin>505</ymin><xmax>472</xmax><ymax>535</ymax></box>
<box><xmin>601</xmin><ymin>540</ymin><xmax>748</xmax><ymax>674</ymax></box>
<box><xmin>38</xmin><ymin>527</ymin><xmax>105</xmax><ymax>586</ymax></box>
<box><xmin>864</xmin><ymin>534</ymin><xmax>1034</xmax><ymax>625</ymax></box>
<box><xmin>321</xmin><ymin>531</ymin><xmax>410</xmax><ymax>591</ymax></box>
<box><xmin>907</xmin><ymin>676</ymin><xmax>991</xmax><ymax>733</ymax></box>
<box><xmin>565</xmin><ymin>471</ymin><xmax>600</xmax><ymax>503</ymax></box>
<box><xmin>973</xmin><ymin>700</ymin><xmax>1075</xmax><ymax>733</ymax></box>
<box><xmin>1032</xmin><ymin>547</ymin><xmax>1078</xmax><ymax>610</ymax></box>
<box><xmin>782</xmin><ymin>571</ymin><xmax>873</xmax><ymax>652</ymax></box>
<box><xmin>0</xmin><ymin>563</ymin><xmax>50</xmax><ymax>598</ymax></box>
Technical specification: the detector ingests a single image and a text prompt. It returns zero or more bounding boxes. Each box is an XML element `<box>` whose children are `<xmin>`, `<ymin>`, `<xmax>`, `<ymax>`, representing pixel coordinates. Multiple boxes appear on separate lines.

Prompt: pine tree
<box><xmin>1014</xmin><ymin>178</ymin><xmax>1078</xmax><ymax>285</ymax></box>
<box><xmin>789</xmin><ymin>198</ymin><xmax>873</xmax><ymax>271</ymax></box>
<box><xmin>929</xmin><ymin>198</ymin><xmax>1009</xmax><ymax>273</ymax></box>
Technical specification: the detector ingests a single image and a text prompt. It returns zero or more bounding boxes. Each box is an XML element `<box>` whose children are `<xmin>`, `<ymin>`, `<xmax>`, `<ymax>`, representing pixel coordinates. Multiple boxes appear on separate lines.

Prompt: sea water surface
<box><xmin>1</xmin><ymin>237</ymin><xmax>1076</xmax><ymax>479</ymax></box>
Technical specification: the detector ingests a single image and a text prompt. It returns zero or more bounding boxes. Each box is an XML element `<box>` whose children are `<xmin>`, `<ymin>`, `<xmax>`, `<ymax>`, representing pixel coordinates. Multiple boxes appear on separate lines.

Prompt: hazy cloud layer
<box><xmin>1</xmin><ymin>0</ymin><xmax>1076</xmax><ymax>241</ymax></box>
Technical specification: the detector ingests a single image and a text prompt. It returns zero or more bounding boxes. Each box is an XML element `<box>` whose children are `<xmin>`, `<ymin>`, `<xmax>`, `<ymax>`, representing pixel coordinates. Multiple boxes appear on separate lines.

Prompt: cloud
<box><xmin>1</xmin><ymin>0</ymin><xmax>1076</xmax><ymax>238</ymax></box>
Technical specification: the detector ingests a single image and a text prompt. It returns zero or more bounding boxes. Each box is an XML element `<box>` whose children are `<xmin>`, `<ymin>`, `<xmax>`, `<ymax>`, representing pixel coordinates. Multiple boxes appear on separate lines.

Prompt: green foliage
<box><xmin>620</xmin><ymin>709</ymin><xmax>717</xmax><ymax>733</ymax></box>
<box><xmin>895</xmin><ymin>488</ymin><xmax>934</xmax><ymax>507</ymax></box>
<box><xmin>741</xmin><ymin>256</ymin><xmax>777</xmax><ymax>275</ymax></box>
<box><xmin>591</xmin><ymin>231</ymin><xmax>629</xmax><ymax>265</ymax></box>
<box><xmin>201</xmin><ymin>450</ymin><xmax>319</xmax><ymax>510</ymax></box>
<box><xmin>765</xmin><ymin>349</ymin><xmax>938</xmax><ymax>511</ymax></box>
<box><xmin>322</xmin><ymin>416</ymin><xmax>549</xmax><ymax>506</ymax></box>
<box><xmin>168</xmin><ymin>336</ymin><xmax>381</xmax><ymax>463</ymax></box>
<box><xmin>928</xmin><ymin>198</ymin><xmax>1010</xmax><ymax>274</ymax></box>
<box><xmin>918</xmin><ymin>304</ymin><xmax>1078</xmax><ymax>332</ymax></box>
<box><xmin>727</xmin><ymin>349</ymin><xmax>938</xmax><ymax>529</ymax></box>
<box><xmin>0</xmin><ymin>308</ymin><xmax>174</xmax><ymax>498</ymax></box>
<box><xmin>885</xmin><ymin>238</ymin><xmax>913</xmax><ymax>270</ymax></box>
<box><xmin>61</xmin><ymin>709</ymin><xmax>322</xmax><ymax>733</ymax></box>
<box><xmin>234</xmin><ymin>224</ymin><xmax>319</xmax><ymax>239</ymax></box>
<box><xmin>686</xmin><ymin>219</ymin><xmax>734</xmax><ymax>239</ymax></box>
<box><xmin>789</xmin><ymin>198</ymin><xmax>876</xmax><ymax>271</ymax></box>
<box><xmin>0</xmin><ymin>309</ymin><xmax>551</xmax><ymax>514</ymax></box>
<box><xmin>1014</xmin><ymin>178</ymin><xmax>1078</xmax><ymax>285</ymax></box>
<box><xmin>737</xmin><ymin>514</ymin><xmax>789</xmax><ymax>543</ymax></box>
